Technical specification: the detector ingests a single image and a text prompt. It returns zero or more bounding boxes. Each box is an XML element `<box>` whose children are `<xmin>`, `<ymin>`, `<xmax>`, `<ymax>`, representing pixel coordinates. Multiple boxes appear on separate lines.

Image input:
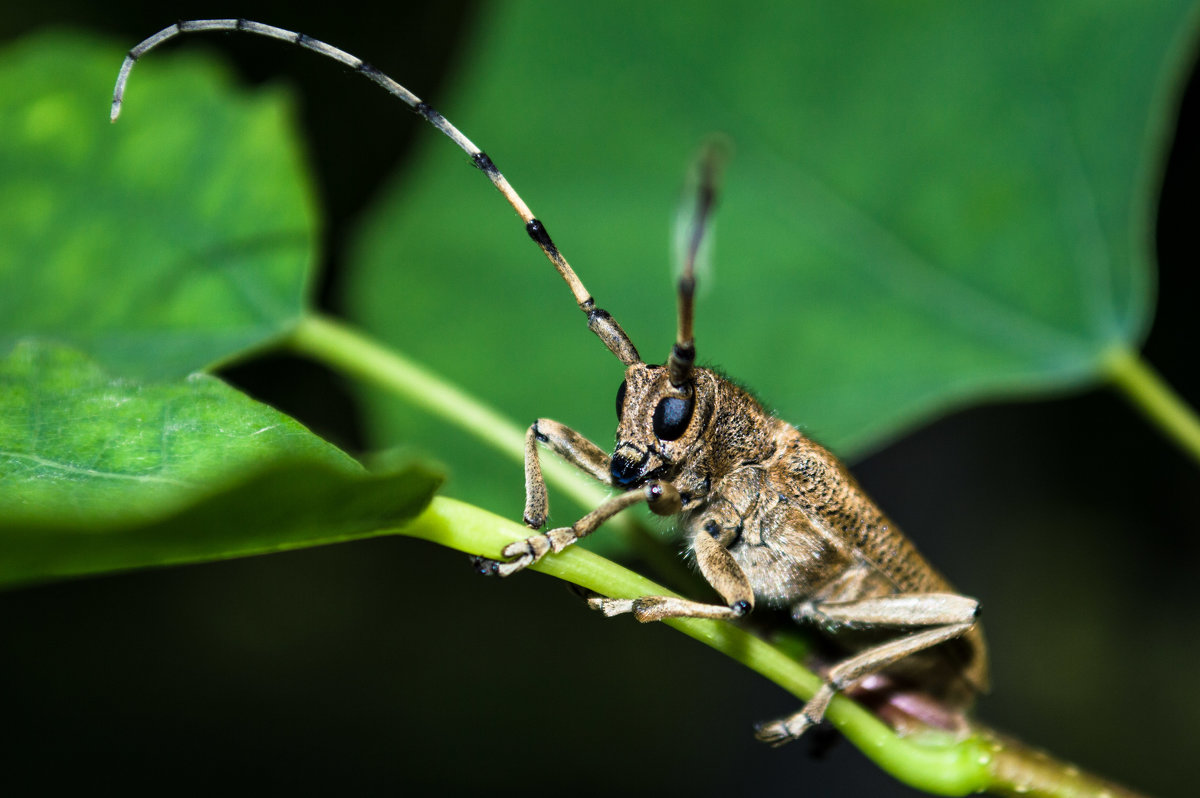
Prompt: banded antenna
<box><xmin>111</xmin><ymin>19</ymin><xmax>642</xmax><ymax>367</ymax></box>
<box><xmin>668</xmin><ymin>138</ymin><xmax>729</xmax><ymax>388</ymax></box>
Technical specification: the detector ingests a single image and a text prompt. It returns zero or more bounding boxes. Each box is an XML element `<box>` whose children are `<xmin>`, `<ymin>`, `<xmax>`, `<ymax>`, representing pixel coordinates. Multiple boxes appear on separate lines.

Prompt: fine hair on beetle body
<box><xmin>113</xmin><ymin>19</ymin><xmax>988</xmax><ymax>745</ymax></box>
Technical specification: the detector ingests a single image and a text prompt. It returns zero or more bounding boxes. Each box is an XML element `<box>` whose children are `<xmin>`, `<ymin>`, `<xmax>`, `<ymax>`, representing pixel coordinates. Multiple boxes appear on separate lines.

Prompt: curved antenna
<box><xmin>668</xmin><ymin>137</ymin><xmax>730</xmax><ymax>388</ymax></box>
<box><xmin>111</xmin><ymin>19</ymin><xmax>641</xmax><ymax>367</ymax></box>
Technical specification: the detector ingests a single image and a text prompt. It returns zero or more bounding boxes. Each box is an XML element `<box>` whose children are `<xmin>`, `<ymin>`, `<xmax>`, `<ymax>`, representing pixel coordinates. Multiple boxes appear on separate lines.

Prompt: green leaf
<box><xmin>0</xmin><ymin>341</ymin><xmax>441</xmax><ymax>587</ymax></box>
<box><xmin>344</xmin><ymin>1</ymin><xmax>1197</xmax><ymax>520</ymax></box>
<box><xmin>0</xmin><ymin>31</ymin><xmax>317</xmax><ymax>380</ymax></box>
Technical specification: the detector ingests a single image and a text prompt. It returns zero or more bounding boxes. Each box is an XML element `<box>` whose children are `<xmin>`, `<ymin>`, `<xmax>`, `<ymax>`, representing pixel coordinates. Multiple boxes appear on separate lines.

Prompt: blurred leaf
<box><xmin>345</xmin><ymin>1</ymin><xmax>1196</xmax><ymax>521</ymax></box>
<box><xmin>0</xmin><ymin>31</ymin><xmax>317</xmax><ymax>380</ymax></box>
<box><xmin>0</xmin><ymin>341</ymin><xmax>441</xmax><ymax>587</ymax></box>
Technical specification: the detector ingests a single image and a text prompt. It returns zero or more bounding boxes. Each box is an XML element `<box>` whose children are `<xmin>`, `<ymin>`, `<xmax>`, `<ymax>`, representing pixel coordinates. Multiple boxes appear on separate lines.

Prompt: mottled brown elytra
<box><xmin>113</xmin><ymin>19</ymin><xmax>986</xmax><ymax>745</ymax></box>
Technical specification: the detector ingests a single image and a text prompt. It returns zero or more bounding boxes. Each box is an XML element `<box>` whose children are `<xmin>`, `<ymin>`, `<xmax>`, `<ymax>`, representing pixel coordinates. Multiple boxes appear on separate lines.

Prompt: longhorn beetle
<box><xmin>112</xmin><ymin>19</ymin><xmax>988</xmax><ymax>745</ymax></box>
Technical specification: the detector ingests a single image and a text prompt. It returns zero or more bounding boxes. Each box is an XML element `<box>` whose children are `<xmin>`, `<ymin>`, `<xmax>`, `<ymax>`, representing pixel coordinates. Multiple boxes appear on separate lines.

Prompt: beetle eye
<box><xmin>652</xmin><ymin>394</ymin><xmax>694</xmax><ymax>441</ymax></box>
<box><xmin>615</xmin><ymin>380</ymin><xmax>627</xmax><ymax>420</ymax></box>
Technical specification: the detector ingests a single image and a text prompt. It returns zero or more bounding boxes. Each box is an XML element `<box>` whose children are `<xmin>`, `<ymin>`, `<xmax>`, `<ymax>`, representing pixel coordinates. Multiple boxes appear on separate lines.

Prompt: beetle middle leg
<box><xmin>755</xmin><ymin>592</ymin><xmax>979</xmax><ymax>745</ymax></box>
<box><xmin>588</xmin><ymin>519</ymin><xmax>756</xmax><ymax>621</ymax></box>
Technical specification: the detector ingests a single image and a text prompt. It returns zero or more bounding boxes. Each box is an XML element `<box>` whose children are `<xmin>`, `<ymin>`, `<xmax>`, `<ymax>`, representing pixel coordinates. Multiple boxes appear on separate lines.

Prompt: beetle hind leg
<box><xmin>756</xmin><ymin>591</ymin><xmax>979</xmax><ymax>745</ymax></box>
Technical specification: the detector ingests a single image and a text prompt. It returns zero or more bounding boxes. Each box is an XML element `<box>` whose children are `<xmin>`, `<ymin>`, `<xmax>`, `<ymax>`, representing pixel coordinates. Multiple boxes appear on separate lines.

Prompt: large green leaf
<box><xmin>345</xmin><ymin>1</ymin><xmax>1196</xmax><ymax>520</ymax></box>
<box><xmin>0</xmin><ymin>32</ymin><xmax>317</xmax><ymax>380</ymax></box>
<box><xmin>0</xmin><ymin>341</ymin><xmax>441</xmax><ymax>587</ymax></box>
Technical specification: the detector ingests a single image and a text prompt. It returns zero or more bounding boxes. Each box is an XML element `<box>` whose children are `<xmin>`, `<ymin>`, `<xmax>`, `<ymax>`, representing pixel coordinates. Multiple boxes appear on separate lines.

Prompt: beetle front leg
<box><xmin>471</xmin><ymin>419</ymin><xmax>611</xmax><ymax>577</ymax></box>
<box><xmin>489</xmin><ymin>482</ymin><xmax>678</xmax><ymax>576</ymax></box>
<box><xmin>470</xmin><ymin>416</ymin><xmax>686</xmax><ymax>578</ymax></box>
<box><xmin>521</xmin><ymin>418</ymin><xmax>611</xmax><ymax>529</ymax></box>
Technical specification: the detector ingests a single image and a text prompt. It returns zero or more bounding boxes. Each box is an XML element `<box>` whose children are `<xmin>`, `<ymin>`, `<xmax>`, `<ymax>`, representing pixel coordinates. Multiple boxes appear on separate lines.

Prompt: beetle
<box><xmin>113</xmin><ymin>19</ymin><xmax>987</xmax><ymax>744</ymax></box>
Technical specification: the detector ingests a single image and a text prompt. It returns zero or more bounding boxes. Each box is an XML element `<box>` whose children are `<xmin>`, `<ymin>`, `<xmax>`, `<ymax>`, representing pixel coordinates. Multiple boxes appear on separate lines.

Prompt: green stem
<box><xmin>1102</xmin><ymin>345</ymin><xmax>1200</xmax><ymax>466</ymax></box>
<box><xmin>284</xmin><ymin>314</ymin><xmax>693</xmax><ymax>587</ymax></box>
<box><xmin>401</xmin><ymin>496</ymin><xmax>1145</xmax><ymax>798</ymax></box>
<box><xmin>287</xmin><ymin>312</ymin><xmax>606</xmax><ymax>508</ymax></box>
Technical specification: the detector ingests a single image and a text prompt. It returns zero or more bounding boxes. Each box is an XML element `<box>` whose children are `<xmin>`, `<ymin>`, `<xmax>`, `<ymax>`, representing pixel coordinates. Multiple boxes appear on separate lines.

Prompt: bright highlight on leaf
<box><xmin>0</xmin><ymin>32</ymin><xmax>318</xmax><ymax>380</ymax></box>
<box><xmin>0</xmin><ymin>341</ymin><xmax>442</xmax><ymax>588</ymax></box>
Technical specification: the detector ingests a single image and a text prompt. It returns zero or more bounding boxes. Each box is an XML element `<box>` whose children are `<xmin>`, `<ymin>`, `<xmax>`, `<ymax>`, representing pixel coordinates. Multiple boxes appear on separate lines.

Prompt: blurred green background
<box><xmin>2</xmin><ymin>2</ymin><xmax>1198</xmax><ymax>796</ymax></box>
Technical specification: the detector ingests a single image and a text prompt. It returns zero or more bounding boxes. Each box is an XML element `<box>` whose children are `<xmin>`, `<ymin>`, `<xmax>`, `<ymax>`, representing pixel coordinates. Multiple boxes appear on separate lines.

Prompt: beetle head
<box><xmin>610</xmin><ymin>363</ymin><xmax>712</xmax><ymax>487</ymax></box>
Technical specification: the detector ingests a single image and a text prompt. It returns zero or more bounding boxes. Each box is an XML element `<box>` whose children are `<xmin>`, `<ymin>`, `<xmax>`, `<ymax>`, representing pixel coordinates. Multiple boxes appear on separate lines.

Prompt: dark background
<box><xmin>2</xmin><ymin>4</ymin><xmax>1197</xmax><ymax>796</ymax></box>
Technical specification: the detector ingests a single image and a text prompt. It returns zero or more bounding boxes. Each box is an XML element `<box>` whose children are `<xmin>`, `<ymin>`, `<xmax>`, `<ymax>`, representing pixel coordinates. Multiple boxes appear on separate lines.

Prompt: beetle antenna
<box><xmin>111</xmin><ymin>19</ymin><xmax>641</xmax><ymax>366</ymax></box>
<box><xmin>669</xmin><ymin>137</ymin><xmax>730</xmax><ymax>388</ymax></box>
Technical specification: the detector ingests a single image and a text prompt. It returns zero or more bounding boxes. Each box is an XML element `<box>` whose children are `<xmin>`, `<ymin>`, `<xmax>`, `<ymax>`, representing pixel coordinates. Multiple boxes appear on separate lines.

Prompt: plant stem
<box><xmin>286</xmin><ymin>312</ymin><xmax>606</xmax><ymax>506</ymax></box>
<box><xmin>1102</xmin><ymin>345</ymin><xmax>1200</xmax><ymax>466</ymax></box>
<box><xmin>284</xmin><ymin>314</ymin><xmax>694</xmax><ymax>586</ymax></box>
<box><xmin>400</xmin><ymin>496</ymin><xmax>1147</xmax><ymax>798</ymax></box>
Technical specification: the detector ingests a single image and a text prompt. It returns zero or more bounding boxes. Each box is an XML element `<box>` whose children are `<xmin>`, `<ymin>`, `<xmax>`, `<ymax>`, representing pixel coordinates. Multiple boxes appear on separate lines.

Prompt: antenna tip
<box><xmin>109</xmin><ymin>100</ymin><xmax>122</xmax><ymax>123</ymax></box>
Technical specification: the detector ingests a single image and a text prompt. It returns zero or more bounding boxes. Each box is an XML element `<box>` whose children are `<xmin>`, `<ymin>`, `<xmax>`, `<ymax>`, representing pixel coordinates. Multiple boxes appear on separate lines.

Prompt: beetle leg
<box><xmin>521</xmin><ymin>418</ymin><xmax>611</xmax><ymax>530</ymax></box>
<box><xmin>473</xmin><ymin>479</ymin><xmax>681</xmax><ymax>578</ymax></box>
<box><xmin>796</xmin><ymin>592</ymin><xmax>979</xmax><ymax>631</ymax></box>
<box><xmin>588</xmin><ymin>523</ymin><xmax>755</xmax><ymax>621</ymax></box>
<box><xmin>756</xmin><ymin>591</ymin><xmax>979</xmax><ymax>745</ymax></box>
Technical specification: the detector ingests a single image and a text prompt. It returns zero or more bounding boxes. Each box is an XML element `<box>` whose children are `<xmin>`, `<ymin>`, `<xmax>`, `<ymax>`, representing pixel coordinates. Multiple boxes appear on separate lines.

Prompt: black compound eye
<box><xmin>615</xmin><ymin>380</ymin><xmax>628</xmax><ymax>420</ymax></box>
<box><xmin>652</xmin><ymin>394</ymin><xmax>694</xmax><ymax>441</ymax></box>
